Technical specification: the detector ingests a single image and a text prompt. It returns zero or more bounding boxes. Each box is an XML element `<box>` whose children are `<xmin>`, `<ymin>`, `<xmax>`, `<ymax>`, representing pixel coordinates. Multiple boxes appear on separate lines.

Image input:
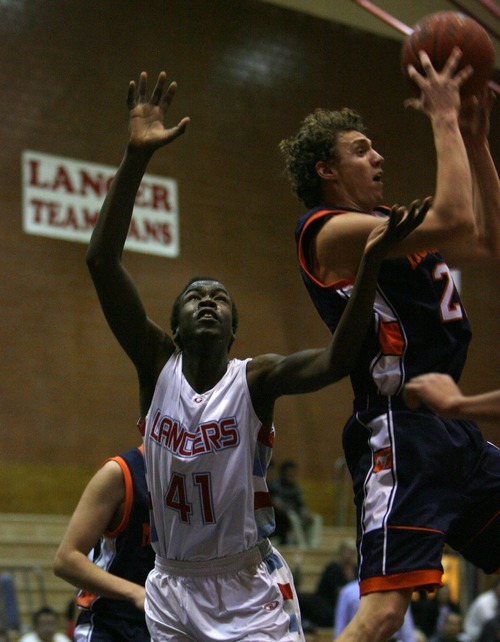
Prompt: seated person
<box><xmin>19</xmin><ymin>607</ymin><xmax>71</xmax><ymax>642</ymax></box>
<box><xmin>298</xmin><ymin>538</ymin><xmax>357</xmax><ymax>628</ymax></box>
<box><xmin>268</xmin><ymin>459</ymin><xmax>322</xmax><ymax>548</ymax></box>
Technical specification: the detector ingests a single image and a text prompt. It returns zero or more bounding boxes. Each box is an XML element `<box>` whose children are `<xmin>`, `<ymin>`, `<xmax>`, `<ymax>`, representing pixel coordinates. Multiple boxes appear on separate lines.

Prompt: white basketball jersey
<box><xmin>143</xmin><ymin>350</ymin><xmax>275</xmax><ymax>561</ymax></box>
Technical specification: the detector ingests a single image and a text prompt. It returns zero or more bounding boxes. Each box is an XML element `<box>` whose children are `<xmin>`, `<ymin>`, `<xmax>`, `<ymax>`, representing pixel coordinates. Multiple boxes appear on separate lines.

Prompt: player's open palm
<box><xmin>127</xmin><ymin>71</ymin><xmax>190</xmax><ymax>151</ymax></box>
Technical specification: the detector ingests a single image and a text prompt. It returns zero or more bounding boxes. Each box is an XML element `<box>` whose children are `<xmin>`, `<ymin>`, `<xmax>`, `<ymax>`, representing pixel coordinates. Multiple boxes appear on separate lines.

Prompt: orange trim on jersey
<box><xmin>373</xmin><ymin>447</ymin><xmax>392</xmax><ymax>473</ymax></box>
<box><xmin>360</xmin><ymin>569</ymin><xmax>443</xmax><ymax>596</ymax></box>
<box><xmin>103</xmin><ymin>455</ymin><xmax>134</xmax><ymax>538</ymax></box>
<box><xmin>378</xmin><ymin>320</ymin><xmax>405</xmax><ymax>356</ymax></box>
<box><xmin>76</xmin><ymin>590</ymin><xmax>97</xmax><ymax>609</ymax></box>
<box><xmin>297</xmin><ymin>209</ymin><xmax>354</xmax><ymax>290</ymax></box>
<box><xmin>388</xmin><ymin>525</ymin><xmax>445</xmax><ymax>536</ymax></box>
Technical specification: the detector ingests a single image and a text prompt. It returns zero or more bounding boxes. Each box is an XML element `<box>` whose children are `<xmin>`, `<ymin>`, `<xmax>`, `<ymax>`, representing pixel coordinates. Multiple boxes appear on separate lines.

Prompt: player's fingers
<box><xmin>415</xmin><ymin>196</ymin><xmax>432</xmax><ymax>222</ymax></box>
<box><xmin>454</xmin><ymin>64</ymin><xmax>474</xmax><ymax>88</ymax></box>
<box><xmin>137</xmin><ymin>72</ymin><xmax>147</xmax><ymax>102</ymax></box>
<box><xmin>151</xmin><ymin>71</ymin><xmax>167</xmax><ymax>105</ymax></box>
<box><xmin>388</xmin><ymin>204</ymin><xmax>405</xmax><ymax>230</ymax></box>
<box><xmin>162</xmin><ymin>81</ymin><xmax>178</xmax><ymax>108</ymax></box>
<box><xmin>418</xmin><ymin>50</ymin><xmax>438</xmax><ymax>79</ymax></box>
<box><xmin>441</xmin><ymin>46</ymin><xmax>463</xmax><ymax>75</ymax></box>
<box><xmin>126</xmin><ymin>81</ymin><xmax>136</xmax><ymax>109</ymax></box>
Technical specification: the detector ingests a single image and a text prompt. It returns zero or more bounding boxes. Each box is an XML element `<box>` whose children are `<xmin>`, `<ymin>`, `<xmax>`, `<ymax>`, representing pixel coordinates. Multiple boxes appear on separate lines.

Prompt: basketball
<box><xmin>401</xmin><ymin>11</ymin><xmax>495</xmax><ymax>96</ymax></box>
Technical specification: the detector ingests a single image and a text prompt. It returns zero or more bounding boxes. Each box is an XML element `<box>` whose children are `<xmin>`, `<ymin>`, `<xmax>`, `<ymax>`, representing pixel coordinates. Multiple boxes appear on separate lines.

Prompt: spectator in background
<box><xmin>267</xmin><ymin>460</ymin><xmax>293</xmax><ymax>546</ymax></box>
<box><xmin>298</xmin><ymin>538</ymin><xmax>357</xmax><ymax>628</ymax></box>
<box><xmin>334</xmin><ymin>579</ymin><xmax>416</xmax><ymax>642</ymax></box>
<box><xmin>434</xmin><ymin>586</ymin><xmax>462</xmax><ymax>637</ymax></box>
<box><xmin>412</xmin><ymin>585</ymin><xmax>461</xmax><ymax>639</ymax></box>
<box><xmin>63</xmin><ymin>598</ymin><xmax>76</xmax><ymax>640</ymax></box>
<box><xmin>414</xmin><ymin>629</ymin><xmax>429</xmax><ymax>642</ymax></box>
<box><xmin>477</xmin><ymin>613</ymin><xmax>500</xmax><ymax>642</ymax></box>
<box><xmin>464</xmin><ymin>579</ymin><xmax>500</xmax><ymax>642</ymax></box>
<box><xmin>19</xmin><ymin>607</ymin><xmax>71</xmax><ymax>642</ymax></box>
<box><xmin>429</xmin><ymin>612</ymin><xmax>467</xmax><ymax>642</ymax></box>
<box><xmin>268</xmin><ymin>459</ymin><xmax>323</xmax><ymax>548</ymax></box>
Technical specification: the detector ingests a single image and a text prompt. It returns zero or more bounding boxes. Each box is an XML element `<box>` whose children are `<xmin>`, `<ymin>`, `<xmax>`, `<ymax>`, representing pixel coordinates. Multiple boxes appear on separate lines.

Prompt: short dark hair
<box><xmin>279</xmin><ymin>459</ymin><xmax>298</xmax><ymax>475</ymax></box>
<box><xmin>279</xmin><ymin>108</ymin><xmax>366</xmax><ymax>208</ymax></box>
<box><xmin>33</xmin><ymin>606</ymin><xmax>57</xmax><ymax>628</ymax></box>
<box><xmin>169</xmin><ymin>276</ymin><xmax>239</xmax><ymax>350</ymax></box>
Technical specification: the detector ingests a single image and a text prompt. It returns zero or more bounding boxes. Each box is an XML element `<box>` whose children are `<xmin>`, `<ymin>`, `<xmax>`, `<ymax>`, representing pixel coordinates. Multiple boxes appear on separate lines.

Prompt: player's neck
<box><xmin>181</xmin><ymin>345</ymin><xmax>229</xmax><ymax>393</ymax></box>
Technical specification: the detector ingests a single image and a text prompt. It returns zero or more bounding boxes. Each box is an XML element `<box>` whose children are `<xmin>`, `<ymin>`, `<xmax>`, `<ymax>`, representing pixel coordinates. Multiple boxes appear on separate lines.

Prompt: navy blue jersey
<box><xmin>76</xmin><ymin>446</ymin><xmax>154</xmax><ymax>636</ymax></box>
<box><xmin>295</xmin><ymin>206</ymin><xmax>472</xmax><ymax>398</ymax></box>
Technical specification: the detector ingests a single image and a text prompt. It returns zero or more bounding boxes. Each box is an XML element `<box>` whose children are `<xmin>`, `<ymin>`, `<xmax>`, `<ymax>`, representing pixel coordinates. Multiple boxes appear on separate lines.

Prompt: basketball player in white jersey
<box><xmin>86</xmin><ymin>70</ymin><xmax>428</xmax><ymax>642</ymax></box>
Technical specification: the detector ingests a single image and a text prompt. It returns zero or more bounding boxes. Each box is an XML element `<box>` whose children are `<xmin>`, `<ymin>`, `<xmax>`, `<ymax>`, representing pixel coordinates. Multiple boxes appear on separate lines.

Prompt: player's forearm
<box><xmin>87</xmin><ymin>145</ymin><xmax>153</xmax><ymax>265</ymax></box>
<box><xmin>466</xmin><ymin>139</ymin><xmax>500</xmax><ymax>257</ymax></box>
<box><xmin>454</xmin><ymin>390</ymin><xmax>500</xmax><ymax>422</ymax></box>
<box><xmin>54</xmin><ymin>550</ymin><xmax>144</xmax><ymax>605</ymax></box>
<box><xmin>431</xmin><ymin>113</ymin><xmax>474</xmax><ymax>234</ymax></box>
<box><xmin>325</xmin><ymin>251</ymin><xmax>381</xmax><ymax>381</ymax></box>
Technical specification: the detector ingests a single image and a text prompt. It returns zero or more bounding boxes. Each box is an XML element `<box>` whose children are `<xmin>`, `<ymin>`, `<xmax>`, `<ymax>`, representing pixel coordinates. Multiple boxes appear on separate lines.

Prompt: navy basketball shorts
<box><xmin>343</xmin><ymin>399</ymin><xmax>500</xmax><ymax>596</ymax></box>
<box><xmin>74</xmin><ymin>611</ymin><xmax>151</xmax><ymax>642</ymax></box>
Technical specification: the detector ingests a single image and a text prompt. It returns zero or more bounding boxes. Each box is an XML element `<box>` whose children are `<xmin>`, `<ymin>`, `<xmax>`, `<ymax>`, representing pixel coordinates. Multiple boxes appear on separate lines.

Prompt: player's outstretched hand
<box><xmin>404</xmin><ymin>48</ymin><xmax>472</xmax><ymax>116</ymax></box>
<box><xmin>364</xmin><ymin>196</ymin><xmax>432</xmax><ymax>259</ymax></box>
<box><xmin>459</xmin><ymin>86</ymin><xmax>496</xmax><ymax>142</ymax></box>
<box><xmin>127</xmin><ymin>71</ymin><xmax>190</xmax><ymax>152</ymax></box>
<box><xmin>403</xmin><ymin>373</ymin><xmax>462</xmax><ymax>415</ymax></box>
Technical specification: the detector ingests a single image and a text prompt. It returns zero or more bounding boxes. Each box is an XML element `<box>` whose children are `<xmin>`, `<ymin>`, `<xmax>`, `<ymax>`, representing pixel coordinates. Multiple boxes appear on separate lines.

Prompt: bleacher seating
<box><xmin>0</xmin><ymin>513</ymin><xmax>354</xmax><ymax>640</ymax></box>
<box><xmin>0</xmin><ymin>514</ymin><xmax>75</xmax><ymax>636</ymax></box>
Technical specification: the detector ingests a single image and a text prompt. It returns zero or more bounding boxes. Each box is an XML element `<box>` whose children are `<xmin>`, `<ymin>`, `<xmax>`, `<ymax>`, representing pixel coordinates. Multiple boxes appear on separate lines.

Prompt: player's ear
<box><xmin>316</xmin><ymin>160</ymin><xmax>338</xmax><ymax>180</ymax></box>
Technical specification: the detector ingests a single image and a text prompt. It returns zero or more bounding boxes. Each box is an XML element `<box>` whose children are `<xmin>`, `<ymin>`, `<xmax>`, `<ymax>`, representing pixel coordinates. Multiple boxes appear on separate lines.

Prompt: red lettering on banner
<box><xmin>152</xmin><ymin>185</ymin><xmax>171</xmax><ymax>211</ymax></box>
<box><xmin>129</xmin><ymin>219</ymin><xmax>172</xmax><ymax>245</ymax></box>
<box><xmin>53</xmin><ymin>165</ymin><xmax>74</xmax><ymax>193</ymax></box>
<box><xmin>135</xmin><ymin>183</ymin><xmax>172</xmax><ymax>211</ymax></box>
<box><xmin>80</xmin><ymin>170</ymin><xmax>108</xmax><ymax>197</ymax></box>
<box><xmin>28</xmin><ymin>199</ymin><xmax>100</xmax><ymax>230</ymax></box>
<box><xmin>24</xmin><ymin>153</ymin><xmax>178</xmax><ymax>256</ymax></box>
<box><xmin>28</xmin><ymin>160</ymin><xmax>49</xmax><ymax>188</ymax></box>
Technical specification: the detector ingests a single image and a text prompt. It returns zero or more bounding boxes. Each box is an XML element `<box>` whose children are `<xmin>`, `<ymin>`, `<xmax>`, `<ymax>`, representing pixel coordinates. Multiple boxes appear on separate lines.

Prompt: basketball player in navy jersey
<box><xmin>54</xmin><ymin>445</ymin><xmax>154</xmax><ymax>641</ymax></box>
<box><xmin>86</xmin><ymin>70</ymin><xmax>428</xmax><ymax>641</ymax></box>
<box><xmin>280</xmin><ymin>48</ymin><xmax>499</xmax><ymax>642</ymax></box>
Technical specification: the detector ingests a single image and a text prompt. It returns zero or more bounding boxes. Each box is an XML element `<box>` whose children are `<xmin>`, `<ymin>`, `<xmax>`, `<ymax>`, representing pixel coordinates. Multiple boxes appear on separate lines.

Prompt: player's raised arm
<box><xmin>248</xmin><ymin>198</ymin><xmax>430</xmax><ymax>417</ymax></box>
<box><xmin>459</xmin><ymin>88</ymin><xmax>500</xmax><ymax>259</ymax></box>
<box><xmin>86</xmin><ymin>73</ymin><xmax>189</xmax><ymax>400</ymax></box>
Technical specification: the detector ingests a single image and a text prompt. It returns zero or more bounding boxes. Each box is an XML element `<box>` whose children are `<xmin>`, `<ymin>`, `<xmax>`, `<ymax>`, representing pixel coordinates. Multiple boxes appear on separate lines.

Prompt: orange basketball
<box><xmin>401</xmin><ymin>11</ymin><xmax>495</xmax><ymax>96</ymax></box>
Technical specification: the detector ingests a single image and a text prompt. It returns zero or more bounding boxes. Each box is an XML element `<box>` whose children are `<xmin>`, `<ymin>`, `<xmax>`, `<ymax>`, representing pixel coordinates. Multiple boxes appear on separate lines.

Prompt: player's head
<box><xmin>32</xmin><ymin>607</ymin><xmax>59</xmax><ymax>642</ymax></box>
<box><xmin>279</xmin><ymin>108</ymin><xmax>367</xmax><ymax>208</ymax></box>
<box><xmin>170</xmin><ymin>277</ymin><xmax>239</xmax><ymax>351</ymax></box>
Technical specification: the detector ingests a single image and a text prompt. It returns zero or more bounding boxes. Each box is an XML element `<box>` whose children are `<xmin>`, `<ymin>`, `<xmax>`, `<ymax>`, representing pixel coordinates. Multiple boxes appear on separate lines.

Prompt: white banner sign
<box><xmin>22</xmin><ymin>150</ymin><xmax>180</xmax><ymax>257</ymax></box>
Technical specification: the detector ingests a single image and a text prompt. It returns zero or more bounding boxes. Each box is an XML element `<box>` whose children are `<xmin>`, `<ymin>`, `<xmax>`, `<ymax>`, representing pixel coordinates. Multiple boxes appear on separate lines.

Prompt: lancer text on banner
<box><xmin>22</xmin><ymin>150</ymin><xmax>180</xmax><ymax>258</ymax></box>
